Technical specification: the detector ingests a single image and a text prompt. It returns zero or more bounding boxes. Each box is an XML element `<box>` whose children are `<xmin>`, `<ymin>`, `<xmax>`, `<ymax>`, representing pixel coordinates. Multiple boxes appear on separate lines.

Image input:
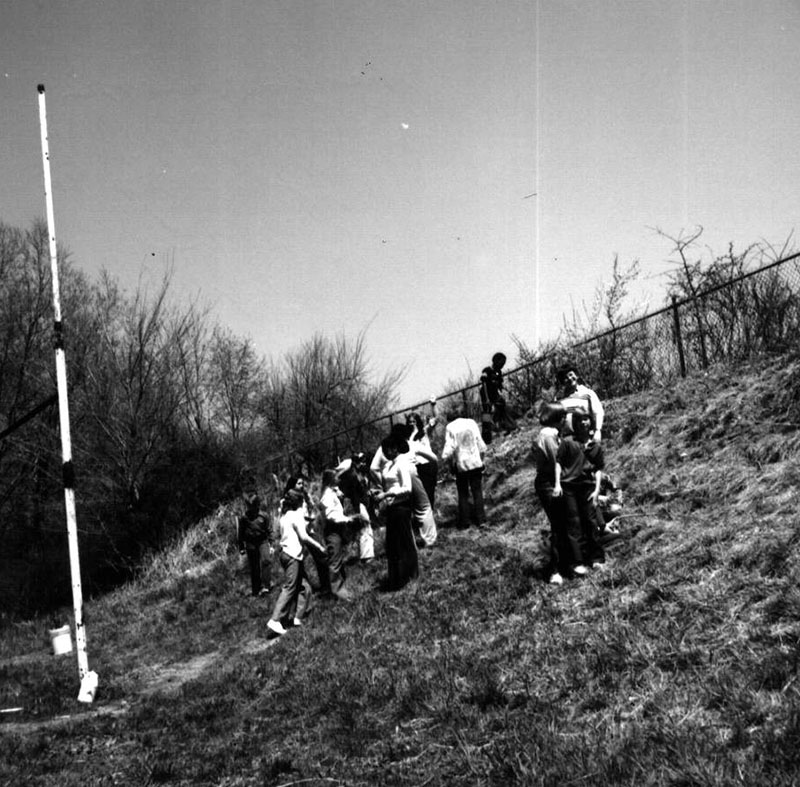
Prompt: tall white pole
<box><xmin>534</xmin><ymin>0</ymin><xmax>542</xmax><ymax>348</ymax></box>
<box><xmin>37</xmin><ymin>84</ymin><xmax>97</xmax><ymax>703</ymax></box>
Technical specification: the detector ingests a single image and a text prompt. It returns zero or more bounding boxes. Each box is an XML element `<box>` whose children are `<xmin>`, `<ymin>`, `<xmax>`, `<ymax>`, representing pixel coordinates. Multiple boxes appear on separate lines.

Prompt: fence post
<box><xmin>699</xmin><ymin>295</ymin><xmax>710</xmax><ymax>369</ymax></box>
<box><xmin>671</xmin><ymin>296</ymin><xmax>687</xmax><ymax>378</ymax></box>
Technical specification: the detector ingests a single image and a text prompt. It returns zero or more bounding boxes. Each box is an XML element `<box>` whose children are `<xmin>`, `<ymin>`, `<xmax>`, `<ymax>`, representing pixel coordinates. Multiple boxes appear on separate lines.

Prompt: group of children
<box><xmin>533</xmin><ymin>363</ymin><xmax>620</xmax><ymax>584</ymax></box>
<box><xmin>238</xmin><ymin>410</ymin><xmax>447</xmax><ymax>637</ymax></box>
<box><xmin>237</xmin><ymin>359</ymin><xmax>619</xmax><ymax>636</ymax></box>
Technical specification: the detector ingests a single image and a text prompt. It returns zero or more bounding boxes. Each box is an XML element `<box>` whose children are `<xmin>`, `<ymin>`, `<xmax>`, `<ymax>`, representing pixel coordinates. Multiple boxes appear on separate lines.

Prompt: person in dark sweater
<box><xmin>479</xmin><ymin>352</ymin><xmax>517</xmax><ymax>443</ymax></box>
<box><xmin>237</xmin><ymin>492</ymin><xmax>274</xmax><ymax>597</ymax></box>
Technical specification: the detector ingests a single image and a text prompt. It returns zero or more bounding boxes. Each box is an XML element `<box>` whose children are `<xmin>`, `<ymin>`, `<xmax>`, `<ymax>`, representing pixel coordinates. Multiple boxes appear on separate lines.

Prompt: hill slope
<box><xmin>2</xmin><ymin>352</ymin><xmax>800</xmax><ymax>786</ymax></box>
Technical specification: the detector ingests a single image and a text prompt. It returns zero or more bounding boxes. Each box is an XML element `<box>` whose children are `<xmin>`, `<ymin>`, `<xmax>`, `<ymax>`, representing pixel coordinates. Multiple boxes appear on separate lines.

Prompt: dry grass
<box><xmin>2</xmin><ymin>352</ymin><xmax>800</xmax><ymax>785</ymax></box>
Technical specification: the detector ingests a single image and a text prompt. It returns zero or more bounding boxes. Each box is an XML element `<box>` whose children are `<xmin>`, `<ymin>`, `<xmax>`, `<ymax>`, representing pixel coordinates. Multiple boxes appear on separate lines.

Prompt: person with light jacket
<box><xmin>441</xmin><ymin>410</ymin><xmax>488</xmax><ymax>529</ymax></box>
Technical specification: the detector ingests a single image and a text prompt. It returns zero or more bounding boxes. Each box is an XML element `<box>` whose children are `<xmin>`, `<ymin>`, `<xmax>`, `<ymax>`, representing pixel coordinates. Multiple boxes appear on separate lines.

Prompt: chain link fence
<box><xmin>273</xmin><ymin>250</ymin><xmax>800</xmax><ymax>473</ymax></box>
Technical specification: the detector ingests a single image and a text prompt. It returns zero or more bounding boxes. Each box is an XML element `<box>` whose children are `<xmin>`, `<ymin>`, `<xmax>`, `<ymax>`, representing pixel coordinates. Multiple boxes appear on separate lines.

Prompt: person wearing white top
<box><xmin>267</xmin><ymin>489</ymin><xmax>326</xmax><ymax>636</ymax></box>
<box><xmin>406</xmin><ymin>411</ymin><xmax>439</xmax><ymax>507</ymax></box>
<box><xmin>374</xmin><ymin>435</ymin><xmax>418</xmax><ymax>590</ymax></box>
<box><xmin>318</xmin><ymin>469</ymin><xmax>367</xmax><ymax>598</ymax></box>
<box><xmin>441</xmin><ymin>412</ymin><xmax>488</xmax><ymax>529</ymax></box>
<box><xmin>371</xmin><ymin>425</ymin><xmax>438</xmax><ymax>547</ymax></box>
<box><xmin>556</xmin><ymin>364</ymin><xmax>605</xmax><ymax>442</ymax></box>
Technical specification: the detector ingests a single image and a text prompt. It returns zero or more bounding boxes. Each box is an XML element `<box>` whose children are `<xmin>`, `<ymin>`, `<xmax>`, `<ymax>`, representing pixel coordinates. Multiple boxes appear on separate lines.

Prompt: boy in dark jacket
<box><xmin>238</xmin><ymin>492</ymin><xmax>274</xmax><ymax>597</ymax></box>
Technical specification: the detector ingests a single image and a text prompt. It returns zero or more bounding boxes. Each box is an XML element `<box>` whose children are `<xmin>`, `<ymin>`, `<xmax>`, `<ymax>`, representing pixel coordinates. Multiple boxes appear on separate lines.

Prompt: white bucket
<box><xmin>49</xmin><ymin>625</ymin><xmax>73</xmax><ymax>656</ymax></box>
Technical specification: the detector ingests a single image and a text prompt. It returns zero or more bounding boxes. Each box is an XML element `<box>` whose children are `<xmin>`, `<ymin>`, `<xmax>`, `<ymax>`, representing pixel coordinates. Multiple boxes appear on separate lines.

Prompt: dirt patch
<box><xmin>138</xmin><ymin>652</ymin><xmax>219</xmax><ymax>697</ymax></box>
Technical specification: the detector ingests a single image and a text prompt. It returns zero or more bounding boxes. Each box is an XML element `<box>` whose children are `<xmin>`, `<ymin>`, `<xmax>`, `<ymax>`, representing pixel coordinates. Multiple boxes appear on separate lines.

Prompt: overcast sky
<box><xmin>2</xmin><ymin>1</ymin><xmax>798</xmax><ymax>404</ymax></box>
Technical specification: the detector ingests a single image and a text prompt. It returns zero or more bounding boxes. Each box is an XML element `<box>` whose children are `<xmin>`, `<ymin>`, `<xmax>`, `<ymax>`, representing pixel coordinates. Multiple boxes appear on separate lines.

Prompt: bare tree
<box><xmin>208</xmin><ymin>327</ymin><xmax>266</xmax><ymax>443</ymax></box>
<box><xmin>259</xmin><ymin>328</ymin><xmax>404</xmax><ymax>470</ymax></box>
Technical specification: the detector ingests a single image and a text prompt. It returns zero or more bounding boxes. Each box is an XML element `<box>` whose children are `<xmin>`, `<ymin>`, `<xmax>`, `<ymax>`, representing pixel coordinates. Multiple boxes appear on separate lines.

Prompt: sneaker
<box><xmin>549</xmin><ymin>572</ymin><xmax>564</xmax><ymax>586</ymax></box>
<box><xmin>267</xmin><ymin>619</ymin><xmax>287</xmax><ymax>636</ymax></box>
<box><xmin>572</xmin><ymin>565</ymin><xmax>589</xmax><ymax>577</ymax></box>
<box><xmin>292</xmin><ymin>617</ymin><xmax>303</xmax><ymax>627</ymax></box>
<box><xmin>257</xmin><ymin>587</ymin><xmax>271</xmax><ymax>597</ymax></box>
<box><xmin>592</xmin><ymin>561</ymin><xmax>605</xmax><ymax>569</ymax></box>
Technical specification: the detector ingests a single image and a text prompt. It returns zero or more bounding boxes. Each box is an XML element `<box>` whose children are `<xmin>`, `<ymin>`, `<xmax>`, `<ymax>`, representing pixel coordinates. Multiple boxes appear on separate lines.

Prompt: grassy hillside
<box><xmin>2</xmin><ymin>352</ymin><xmax>800</xmax><ymax>786</ymax></box>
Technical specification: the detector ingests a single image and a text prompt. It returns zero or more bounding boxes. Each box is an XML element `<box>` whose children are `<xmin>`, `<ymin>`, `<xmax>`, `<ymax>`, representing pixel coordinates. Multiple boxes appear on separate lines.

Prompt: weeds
<box><xmin>3</xmin><ymin>355</ymin><xmax>800</xmax><ymax>784</ymax></box>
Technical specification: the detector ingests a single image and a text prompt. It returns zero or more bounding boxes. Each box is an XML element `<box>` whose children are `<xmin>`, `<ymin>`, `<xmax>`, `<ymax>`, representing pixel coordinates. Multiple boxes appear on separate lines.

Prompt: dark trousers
<box><xmin>481</xmin><ymin>411</ymin><xmax>493</xmax><ymax>444</ymax></box>
<box><xmin>324</xmin><ymin>526</ymin><xmax>349</xmax><ymax>597</ymax></box>
<box><xmin>535</xmin><ymin>481</ymin><xmax>573</xmax><ymax>575</ymax></box>
<box><xmin>561</xmin><ymin>483</ymin><xmax>605</xmax><ymax>567</ymax></box>
<box><xmin>302</xmin><ymin>523</ymin><xmax>331</xmax><ymax>595</ymax></box>
<box><xmin>455</xmin><ymin>467</ymin><xmax>486</xmax><ymax>528</ymax></box>
<box><xmin>384</xmin><ymin>503</ymin><xmax>419</xmax><ymax>590</ymax></box>
<box><xmin>493</xmin><ymin>400</ymin><xmax>517</xmax><ymax>434</ymax></box>
<box><xmin>245</xmin><ymin>541</ymin><xmax>271</xmax><ymax>596</ymax></box>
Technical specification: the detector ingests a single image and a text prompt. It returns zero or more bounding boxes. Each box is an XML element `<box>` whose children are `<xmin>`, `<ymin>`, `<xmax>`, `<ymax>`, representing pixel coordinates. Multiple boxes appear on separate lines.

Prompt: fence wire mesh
<box><xmin>275</xmin><ymin>251</ymin><xmax>800</xmax><ymax>472</ymax></box>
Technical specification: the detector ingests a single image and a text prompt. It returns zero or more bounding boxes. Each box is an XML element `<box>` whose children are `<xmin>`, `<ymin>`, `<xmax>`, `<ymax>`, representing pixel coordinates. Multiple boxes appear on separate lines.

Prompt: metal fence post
<box><xmin>671</xmin><ymin>295</ymin><xmax>687</xmax><ymax>378</ymax></box>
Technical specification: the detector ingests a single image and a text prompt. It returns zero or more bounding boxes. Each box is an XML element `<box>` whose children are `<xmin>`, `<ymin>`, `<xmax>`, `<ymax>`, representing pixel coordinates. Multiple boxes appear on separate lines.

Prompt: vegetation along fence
<box><xmin>274</xmin><ymin>249</ymin><xmax>800</xmax><ymax>473</ymax></box>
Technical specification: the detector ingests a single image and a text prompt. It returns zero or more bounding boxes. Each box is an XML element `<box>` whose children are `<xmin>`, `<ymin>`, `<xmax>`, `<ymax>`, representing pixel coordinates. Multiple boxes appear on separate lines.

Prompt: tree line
<box><xmin>3</xmin><ymin>218</ymin><xmax>794</xmax><ymax>617</ymax></box>
<box><xmin>0</xmin><ymin>219</ymin><xmax>401</xmax><ymax>617</ymax></box>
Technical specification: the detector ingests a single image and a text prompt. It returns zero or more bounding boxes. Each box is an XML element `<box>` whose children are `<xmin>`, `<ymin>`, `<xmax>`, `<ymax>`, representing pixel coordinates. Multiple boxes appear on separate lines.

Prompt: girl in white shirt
<box><xmin>267</xmin><ymin>489</ymin><xmax>326</xmax><ymax>637</ymax></box>
<box><xmin>374</xmin><ymin>435</ymin><xmax>419</xmax><ymax>590</ymax></box>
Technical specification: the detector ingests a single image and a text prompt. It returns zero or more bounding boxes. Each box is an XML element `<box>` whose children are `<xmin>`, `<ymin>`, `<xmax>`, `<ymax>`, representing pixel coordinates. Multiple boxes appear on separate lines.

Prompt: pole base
<box><xmin>77</xmin><ymin>671</ymin><xmax>98</xmax><ymax>704</ymax></box>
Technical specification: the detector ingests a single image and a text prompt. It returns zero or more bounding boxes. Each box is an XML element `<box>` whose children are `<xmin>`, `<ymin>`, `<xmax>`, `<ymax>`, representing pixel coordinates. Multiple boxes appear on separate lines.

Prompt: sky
<box><xmin>2</xmin><ymin>1</ymin><xmax>798</xmax><ymax>406</ymax></box>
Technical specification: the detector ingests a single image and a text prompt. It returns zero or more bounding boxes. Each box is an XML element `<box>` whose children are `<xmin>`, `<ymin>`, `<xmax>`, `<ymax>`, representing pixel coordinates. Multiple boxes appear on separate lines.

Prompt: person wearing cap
<box><xmin>556</xmin><ymin>362</ymin><xmax>605</xmax><ymax>443</ymax></box>
<box><xmin>267</xmin><ymin>488</ymin><xmax>327</xmax><ymax>637</ymax></box>
<box><xmin>237</xmin><ymin>490</ymin><xmax>274</xmax><ymax>597</ymax></box>
<box><xmin>532</xmin><ymin>403</ymin><xmax>571</xmax><ymax>585</ymax></box>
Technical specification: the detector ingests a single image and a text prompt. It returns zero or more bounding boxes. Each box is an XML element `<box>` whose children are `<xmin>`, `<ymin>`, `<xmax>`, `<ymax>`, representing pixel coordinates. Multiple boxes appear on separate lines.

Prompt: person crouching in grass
<box><xmin>267</xmin><ymin>488</ymin><xmax>327</xmax><ymax>637</ymax></box>
<box><xmin>553</xmin><ymin>411</ymin><xmax>606</xmax><ymax>577</ymax></box>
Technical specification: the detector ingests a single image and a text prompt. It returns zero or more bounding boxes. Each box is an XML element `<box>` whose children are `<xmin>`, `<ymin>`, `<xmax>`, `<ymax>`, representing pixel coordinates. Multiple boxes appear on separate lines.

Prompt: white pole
<box><xmin>37</xmin><ymin>84</ymin><xmax>98</xmax><ymax>704</ymax></box>
<box><xmin>534</xmin><ymin>0</ymin><xmax>542</xmax><ymax>348</ymax></box>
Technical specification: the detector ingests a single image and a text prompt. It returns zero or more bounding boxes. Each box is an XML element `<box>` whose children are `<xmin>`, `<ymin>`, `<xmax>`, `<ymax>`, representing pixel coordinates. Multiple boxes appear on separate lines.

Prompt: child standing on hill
<box><xmin>318</xmin><ymin>468</ymin><xmax>368</xmax><ymax>600</ymax></box>
<box><xmin>553</xmin><ymin>411</ymin><xmax>606</xmax><ymax>576</ymax></box>
<box><xmin>237</xmin><ymin>492</ymin><xmax>274</xmax><ymax>597</ymax></box>
<box><xmin>267</xmin><ymin>489</ymin><xmax>327</xmax><ymax>637</ymax></box>
<box><xmin>532</xmin><ymin>402</ymin><xmax>571</xmax><ymax>585</ymax></box>
<box><xmin>441</xmin><ymin>410</ymin><xmax>488</xmax><ymax>529</ymax></box>
<box><xmin>374</xmin><ymin>434</ymin><xmax>419</xmax><ymax>590</ymax></box>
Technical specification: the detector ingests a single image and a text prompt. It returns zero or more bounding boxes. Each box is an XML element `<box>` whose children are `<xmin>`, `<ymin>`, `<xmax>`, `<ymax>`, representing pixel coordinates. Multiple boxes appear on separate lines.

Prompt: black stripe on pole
<box><xmin>53</xmin><ymin>320</ymin><xmax>65</xmax><ymax>350</ymax></box>
<box><xmin>62</xmin><ymin>460</ymin><xmax>76</xmax><ymax>490</ymax></box>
